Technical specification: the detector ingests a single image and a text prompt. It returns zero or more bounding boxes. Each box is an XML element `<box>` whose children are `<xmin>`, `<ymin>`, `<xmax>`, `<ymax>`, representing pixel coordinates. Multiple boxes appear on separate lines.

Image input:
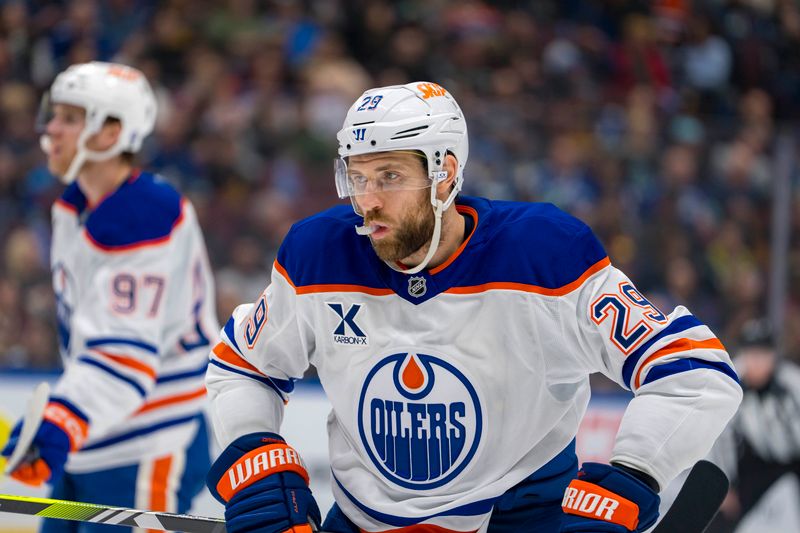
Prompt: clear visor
<box><xmin>334</xmin><ymin>155</ymin><xmax>432</xmax><ymax>199</ymax></box>
<box><xmin>35</xmin><ymin>91</ymin><xmax>54</xmax><ymax>134</ymax></box>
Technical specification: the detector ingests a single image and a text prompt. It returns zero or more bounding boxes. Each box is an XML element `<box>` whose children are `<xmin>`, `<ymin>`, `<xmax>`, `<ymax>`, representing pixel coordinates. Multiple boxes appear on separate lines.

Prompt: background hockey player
<box><xmin>1</xmin><ymin>62</ymin><xmax>218</xmax><ymax>532</ymax></box>
<box><xmin>205</xmin><ymin>81</ymin><xmax>743</xmax><ymax>532</ymax></box>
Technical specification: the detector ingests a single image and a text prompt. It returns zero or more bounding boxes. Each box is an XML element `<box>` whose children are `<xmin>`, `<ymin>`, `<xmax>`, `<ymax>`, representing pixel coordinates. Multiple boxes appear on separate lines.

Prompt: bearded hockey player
<box><xmin>205</xmin><ymin>81</ymin><xmax>742</xmax><ymax>533</ymax></box>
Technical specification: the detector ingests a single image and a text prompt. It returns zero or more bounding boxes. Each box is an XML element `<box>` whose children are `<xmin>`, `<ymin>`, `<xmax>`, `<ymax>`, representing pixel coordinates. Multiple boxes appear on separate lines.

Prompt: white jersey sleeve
<box><xmin>559</xmin><ymin>238</ymin><xmax>743</xmax><ymax>488</ymax></box>
<box><xmin>206</xmin><ymin>262</ymin><xmax>311</xmax><ymax>448</ymax></box>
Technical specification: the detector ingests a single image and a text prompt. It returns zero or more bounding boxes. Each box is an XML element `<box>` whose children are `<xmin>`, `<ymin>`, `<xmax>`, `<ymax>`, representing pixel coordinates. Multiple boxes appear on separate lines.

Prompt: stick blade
<box><xmin>4</xmin><ymin>382</ymin><xmax>50</xmax><ymax>476</ymax></box>
<box><xmin>653</xmin><ymin>460</ymin><xmax>729</xmax><ymax>533</ymax></box>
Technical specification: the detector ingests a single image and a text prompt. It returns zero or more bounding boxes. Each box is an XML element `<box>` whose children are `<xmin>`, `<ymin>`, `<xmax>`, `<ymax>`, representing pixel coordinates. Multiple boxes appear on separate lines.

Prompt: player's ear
<box><xmin>97</xmin><ymin>119</ymin><xmax>122</xmax><ymax>150</ymax></box>
<box><xmin>436</xmin><ymin>153</ymin><xmax>458</xmax><ymax>195</ymax></box>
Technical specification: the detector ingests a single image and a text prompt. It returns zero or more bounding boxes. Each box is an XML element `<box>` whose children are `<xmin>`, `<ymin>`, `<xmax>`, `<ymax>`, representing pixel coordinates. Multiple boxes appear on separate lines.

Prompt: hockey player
<box><xmin>1</xmin><ymin>62</ymin><xmax>218</xmax><ymax>532</ymax></box>
<box><xmin>205</xmin><ymin>81</ymin><xmax>743</xmax><ymax>533</ymax></box>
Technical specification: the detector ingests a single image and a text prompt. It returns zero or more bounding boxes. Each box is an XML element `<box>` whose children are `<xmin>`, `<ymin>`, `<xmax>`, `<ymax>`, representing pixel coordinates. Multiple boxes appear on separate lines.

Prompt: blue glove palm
<box><xmin>207</xmin><ymin>432</ymin><xmax>320</xmax><ymax>533</ymax></box>
<box><xmin>560</xmin><ymin>463</ymin><xmax>660</xmax><ymax>532</ymax></box>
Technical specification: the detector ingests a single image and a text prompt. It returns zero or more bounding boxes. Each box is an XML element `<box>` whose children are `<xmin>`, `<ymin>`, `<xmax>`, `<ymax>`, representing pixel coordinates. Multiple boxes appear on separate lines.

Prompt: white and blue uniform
<box><xmin>207</xmin><ymin>196</ymin><xmax>741</xmax><ymax>533</ymax></box>
<box><xmin>48</xmin><ymin>171</ymin><xmax>217</xmax><ymax>528</ymax></box>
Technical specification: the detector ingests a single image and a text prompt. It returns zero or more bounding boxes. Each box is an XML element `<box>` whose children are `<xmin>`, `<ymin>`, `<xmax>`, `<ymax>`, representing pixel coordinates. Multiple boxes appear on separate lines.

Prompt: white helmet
<box><xmin>41</xmin><ymin>61</ymin><xmax>157</xmax><ymax>184</ymax></box>
<box><xmin>335</xmin><ymin>82</ymin><xmax>469</xmax><ymax>274</ymax></box>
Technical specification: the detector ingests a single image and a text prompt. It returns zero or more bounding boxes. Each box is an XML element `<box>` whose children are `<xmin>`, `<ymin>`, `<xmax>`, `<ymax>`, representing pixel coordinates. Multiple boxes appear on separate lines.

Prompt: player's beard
<box><xmin>364</xmin><ymin>190</ymin><xmax>435</xmax><ymax>263</ymax></box>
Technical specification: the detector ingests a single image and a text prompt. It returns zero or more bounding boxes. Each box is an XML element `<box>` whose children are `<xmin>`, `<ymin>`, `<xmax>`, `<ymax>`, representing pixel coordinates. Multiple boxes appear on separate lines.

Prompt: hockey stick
<box><xmin>0</xmin><ymin>463</ymin><xmax>726</xmax><ymax>533</ymax></box>
<box><xmin>0</xmin><ymin>493</ymin><xmax>226</xmax><ymax>532</ymax></box>
<box><xmin>652</xmin><ymin>459</ymin><xmax>729</xmax><ymax>533</ymax></box>
<box><xmin>0</xmin><ymin>493</ymin><xmax>338</xmax><ymax>533</ymax></box>
<box><xmin>3</xmin><ymin>382</ymin><xmax>50</xmax><ymax>477</ymax></box>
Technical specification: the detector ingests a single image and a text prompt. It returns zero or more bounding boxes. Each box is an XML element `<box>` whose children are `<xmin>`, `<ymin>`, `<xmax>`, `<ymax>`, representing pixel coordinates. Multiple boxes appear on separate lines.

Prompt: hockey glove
<box><xmin>207</xmin><ymin>432</ymin><xmax>320</xmax><ymax>533</ymax></box>
<box><xmin>560</xmin><ymin>463</ymin><xmax>660</xmax><ymax>532</ymax></box>
<box><xmin>1</xmin><ymin>399</ymin><xmax>89</xmax><ymax>486</ymax></box>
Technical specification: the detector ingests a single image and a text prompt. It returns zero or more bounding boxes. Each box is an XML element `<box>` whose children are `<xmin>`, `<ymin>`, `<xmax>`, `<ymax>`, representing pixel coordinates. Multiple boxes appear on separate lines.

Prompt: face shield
<box><xmin>334</xmin><ymin>152</ymin><xmax>433</xmax><ymax>215</ymax></box>
<box><xmin>35</xmin><ymin>91</ymin><xmax>55</xmax><ymax>135</ymax></box>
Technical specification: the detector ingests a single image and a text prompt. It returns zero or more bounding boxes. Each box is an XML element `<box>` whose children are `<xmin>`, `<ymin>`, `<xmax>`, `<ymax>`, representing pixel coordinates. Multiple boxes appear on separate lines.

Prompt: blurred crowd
<box><xmin>0</xmin><ymin>0</ymin><xmax>799</xmax><ymax>371</ymax></box>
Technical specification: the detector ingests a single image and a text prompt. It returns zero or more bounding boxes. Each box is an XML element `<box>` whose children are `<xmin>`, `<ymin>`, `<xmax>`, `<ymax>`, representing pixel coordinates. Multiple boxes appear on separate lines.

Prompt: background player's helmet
<box><xmin>335</xmin><ymin>81</ymin><xmax>469</xmax><ymax>213</ymax></box>
<box><xmin>40</xmin><ymin>61</ymin><xmax>157</xmax><ymax>184</ymax></box>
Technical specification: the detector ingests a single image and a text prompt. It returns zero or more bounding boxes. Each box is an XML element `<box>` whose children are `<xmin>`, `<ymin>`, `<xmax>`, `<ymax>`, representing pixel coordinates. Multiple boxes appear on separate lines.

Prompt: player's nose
<box><xmin>45</xmin><ymin>117</ymin><xmax>62</xmax><ymax>137</ymax></box>
<box><xmin>356</xmin><ymin>189</ymin><xmax>383</xmax><ymax>213</ymax></box>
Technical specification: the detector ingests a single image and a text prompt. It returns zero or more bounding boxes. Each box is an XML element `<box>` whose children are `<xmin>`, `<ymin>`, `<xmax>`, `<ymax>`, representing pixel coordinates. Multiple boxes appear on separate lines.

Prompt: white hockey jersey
<box><xmin>207</xmin><ymin>196</ymin><xmax>742</xmax><ymax>532</ymax></box>
<box><xmin>51</xmin><ymin>171</ymin><xmax>218</xmax><ymax>472</ymax></box>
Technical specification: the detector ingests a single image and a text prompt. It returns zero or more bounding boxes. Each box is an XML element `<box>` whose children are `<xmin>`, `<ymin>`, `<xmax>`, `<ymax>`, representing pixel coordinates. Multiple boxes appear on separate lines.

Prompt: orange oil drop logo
<box><xmin>401</xmin><ymin>355</ymin><xmax>425</xmax><ymax>390</ymax></box>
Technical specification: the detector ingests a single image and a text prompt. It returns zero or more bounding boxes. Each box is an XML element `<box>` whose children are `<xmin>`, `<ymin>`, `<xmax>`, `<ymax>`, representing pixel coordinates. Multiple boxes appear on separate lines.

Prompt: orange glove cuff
<box><xmin>43</xmin><ymin>402</ymin><xmax>89</xmax><ymax>451</ymax></box>
<box><xmin>562</xmin><ymin>478</ymin><xmax>640</xmax><ymax>530</ymax></box>
<box><xmin>216</xmin><ymin>442</ymin><xmax>309</xmax><ymax>502</ymax></box>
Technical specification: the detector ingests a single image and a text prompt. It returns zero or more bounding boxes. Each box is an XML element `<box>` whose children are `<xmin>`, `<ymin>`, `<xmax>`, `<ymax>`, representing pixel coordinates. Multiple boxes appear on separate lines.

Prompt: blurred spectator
<box><xmin>680</xmin><ymin>12</ymin><xmax>733</xmax><ymax>114</ymax></box>
<box><xmin>0</xmin><ymin>0</ymin><xmax>796</xmax><ymax>369</ymax></box>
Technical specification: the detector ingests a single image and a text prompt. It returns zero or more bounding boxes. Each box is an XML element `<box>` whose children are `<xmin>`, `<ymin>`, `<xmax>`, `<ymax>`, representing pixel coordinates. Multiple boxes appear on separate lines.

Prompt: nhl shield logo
<box><xmin>408</xmin><ymin>276</ymin><xmax>427</xmax><ymax>298</ymax></box>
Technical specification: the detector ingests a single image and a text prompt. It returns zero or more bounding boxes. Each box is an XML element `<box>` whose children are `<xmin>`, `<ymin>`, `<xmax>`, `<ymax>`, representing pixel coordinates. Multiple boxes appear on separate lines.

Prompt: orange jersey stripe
<box><xmin>92</xmin><ymin>350</ymin><xmax>157</xmax><ymax>380</ymax></box>
<box><xmin>277</xmin><ymin>254</ymin><xmax>609</xmax><ymax>298</ymax></box>
<box><xmin>445</xmin><ymin>256</ymin><xmax>611</xmax><ymax>297</ymax></box>
<box><xmin>212</xmin><ymin>342</ymin><xmax>267</xmax><ymax>377</ymax></box>
<box><xmin>635</xmin><ymin>337</ymin><xmax>727</xmax><ymax>389</ymax></box>
<box><xmin>54</xmin><ymin>198</ymin><xmax>79</xmax><ymax>214</ymax></box>
<box><xmin>275</xmin><ymin>260</ymin><xmax>394</xmax><ymax>296</ymax></box>
<box><xmin>297</xmin><ymin>284</ymin><xmax>394</xmax><ymax>296</ymax></box>
<box><xmin>145</xmin><ymin>455</ymin><xmax>173</xmax><ymax>533</ymax></box>
<box><xmin>429</xmin><ymin>205</ymin><xmax>479</xmax><ymax>275</ymax></box>
<box><xmin>136</xmin><ymin>386</ymin><xmax>206</xmax><ymax>414</ymax></box>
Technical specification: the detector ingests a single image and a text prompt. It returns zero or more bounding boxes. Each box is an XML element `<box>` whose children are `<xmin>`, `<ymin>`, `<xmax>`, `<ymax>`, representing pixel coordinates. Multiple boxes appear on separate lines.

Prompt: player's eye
<box><xmin>379</xmin><ymin>171</ymin><xmax>404</xmax><ymax>185</ymax></box>
<box><xmin>348</xmin><ymin>174</ymin><xmax>368</xmax><ymax>187</ymax></box>
<box><xmin>63</xmin><ymin>112</ymin><xmax>82</xmax><ymax>125</ymax></box>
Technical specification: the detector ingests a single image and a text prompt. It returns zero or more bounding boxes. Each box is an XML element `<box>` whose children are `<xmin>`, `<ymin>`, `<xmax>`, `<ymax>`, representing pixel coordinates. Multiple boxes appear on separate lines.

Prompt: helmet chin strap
<box><xmin>41</xmin><ymin>131</ymin><xmax>126</xmax><ymax>185</ymax></box>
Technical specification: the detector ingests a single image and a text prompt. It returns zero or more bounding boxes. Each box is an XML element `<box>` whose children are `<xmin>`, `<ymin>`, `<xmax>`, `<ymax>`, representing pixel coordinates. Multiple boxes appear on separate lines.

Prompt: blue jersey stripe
<box><xmin>333</xmin><ymin>473</ymin><xmax>497</xmax><ymax>527</ymax></box>
<box><xmin>81</xmin><ymin>414</ymin><xmax>200</xmax><ymax>451</ymax></box>
<box><xmin>223</xmin><ymin>316</ymin><xmax>243</xmax><ymax>356</ymax></box>
<box><xmin>86</xmin><ymin>337</ymin><xmax>158</xmax><ymax>354</ymax></box>
<box><xmin>156</xmin><ymin>362</ymin><xmax>208</xmax><ymax>384</ymax></box>
<box><xmin>621</xmin><ymin>315</ymin><xmax>704</xmax><ymax>389</ymax></box>
<box><xmin>77</xmin><ymin>356</ymin><xmax>147</xmax><ymax>397</ymax></box>
<box><xmin>641</xmin><ymin>358</ymin><xmax>740</xmax><ymax>387</ymax></box>
<box><xmin>209</xmin><ymin>359</ymin><xmax>294</xmax><ymax>396</ymax></box>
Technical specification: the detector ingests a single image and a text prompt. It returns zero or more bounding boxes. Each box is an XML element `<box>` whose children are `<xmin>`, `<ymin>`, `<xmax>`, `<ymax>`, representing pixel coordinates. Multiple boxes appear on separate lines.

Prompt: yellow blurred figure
<box><xmin>0</xmin><ymin>410</ymin><xmax>12</xmax><ymax>472</ymax></box>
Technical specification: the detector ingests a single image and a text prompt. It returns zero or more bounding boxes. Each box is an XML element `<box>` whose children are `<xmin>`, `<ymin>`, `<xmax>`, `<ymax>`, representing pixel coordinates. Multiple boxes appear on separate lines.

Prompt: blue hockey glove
<box><xmin>1</xmin><ymin>399</ymin><xmax>89</xmax><ymax>486</ymax></box>
<box><xmin>560</xmin><ymin>463</ymin><xmax>660</xmax><ymax>532</ymax></box>
<box><xmin>207</xmin><ymin>432</ymin><xmax>320</xmax><ymax>533</ymax></box>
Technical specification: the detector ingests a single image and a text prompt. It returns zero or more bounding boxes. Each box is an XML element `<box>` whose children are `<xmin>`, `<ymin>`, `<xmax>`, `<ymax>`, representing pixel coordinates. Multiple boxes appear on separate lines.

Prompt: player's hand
<box><xmin>560</xmin><ymin>463</ymin><xmax>660</xmax><ymax>532</ymax></box>
<box><xmin>1</xmin><ymin>400</ymin><xmax>89</xmax><ymax>486</ymax></box>
<box><xmin>207</xmin><ymin>432</ymin><xmax>320</xmax><ymax>533</ymax></box>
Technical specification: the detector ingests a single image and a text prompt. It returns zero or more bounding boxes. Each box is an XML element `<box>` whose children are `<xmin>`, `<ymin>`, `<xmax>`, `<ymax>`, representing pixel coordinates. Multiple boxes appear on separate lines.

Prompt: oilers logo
<box><xmin>358</xmin><ymin>351</ymin><xmax>483</xmax><ymax>490</ymax></box>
